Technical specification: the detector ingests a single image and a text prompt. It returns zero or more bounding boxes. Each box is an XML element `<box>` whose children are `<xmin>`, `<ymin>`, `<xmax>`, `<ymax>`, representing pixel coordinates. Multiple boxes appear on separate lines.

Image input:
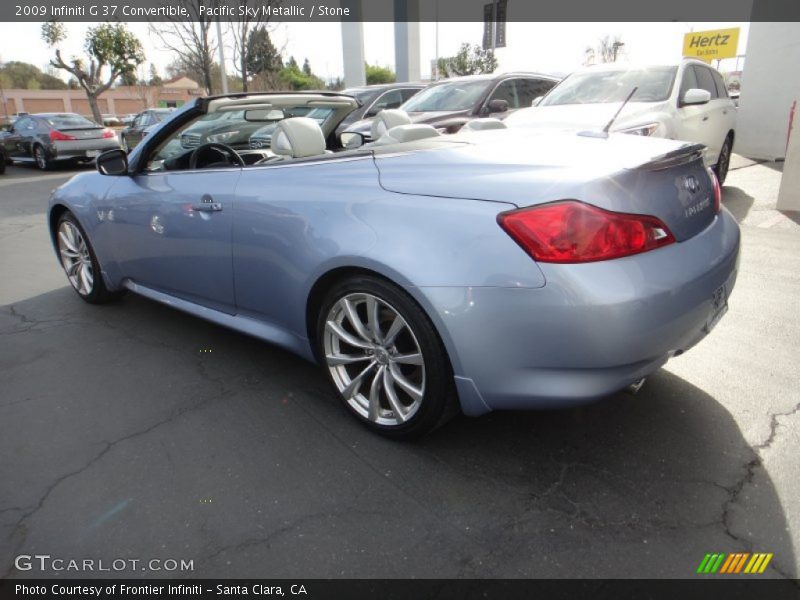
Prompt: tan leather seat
<box><xmin>271</xmin><ymin>117</ymin><xmax>326</xmax><ymax>158</ymax></box>
<box><xmin>461</xmin><ymin>118</ymin><xmax>508</xmax><ymax>131</ymax></box>
<box><xmin>370</xmin><ymin>109</ymin><xmax>412</xmax><ymax>140</ymax></box>
<box><xmin>373</xmin><ymin>124</ymin><xmax>441</xmax><ymax>145</ymax></box>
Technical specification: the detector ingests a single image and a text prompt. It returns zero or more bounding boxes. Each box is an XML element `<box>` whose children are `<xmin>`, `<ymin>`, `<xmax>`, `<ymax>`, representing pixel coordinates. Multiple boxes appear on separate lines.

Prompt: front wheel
<box><xmin>56</xmin><ymin>212</ymin><xmax>124</xmax><ymax>304</ymax></box>
<box><xmin>714</xmin><ymin>136</ymin><xmax>732</xmax><ymax>186</ymax></box>
<box><xmin>317</xmin><ymin>275</ymin><xmax>458</xmax><ymax>438</ymax></box>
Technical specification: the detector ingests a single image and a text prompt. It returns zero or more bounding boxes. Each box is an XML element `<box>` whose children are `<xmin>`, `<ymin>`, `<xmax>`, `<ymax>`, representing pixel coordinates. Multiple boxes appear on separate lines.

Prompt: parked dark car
<box><xmin>345</xmin><ymin>73</ymin><xmax>560</xmax><ymax>140</ymax></box>
<box><xmin>120</xmin><ymin>108</ymin><xmax>175</xmax><ymax>152</ymax></box>
<box><xmin>0</xmin><ymin>113</ymin><xmax>120</xmax><ymax>170</ymax></box>
<box><xmin>0</xmin><ymin>144</ymin><xmax>7</xmax><ymax>175</ymax></box>
<box><xmin>335</xmin><ymin>82</ymin><xmax>425</xmax><ymax>136</ymax></box>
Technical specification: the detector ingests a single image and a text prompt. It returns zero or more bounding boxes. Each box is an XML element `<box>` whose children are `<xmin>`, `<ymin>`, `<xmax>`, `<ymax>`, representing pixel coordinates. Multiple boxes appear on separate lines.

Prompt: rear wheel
<box><xmin>714</xmin><ymin>135</ymin><xmax>732</xmax><ymax>186</ymax></box>
<box><xmin>317</xmin><ymin>275</ymin><xmax>458</xmax><ymax>438</ymax></box>
<box><xmin>33</xmin><ymin>145</ymin><xmax>50</xmax><ymax>170</ymax></box>
<box><xmin>56</xmin><ymin>212</ymin><xmax>124</xmax><ymax>304</ymax></box>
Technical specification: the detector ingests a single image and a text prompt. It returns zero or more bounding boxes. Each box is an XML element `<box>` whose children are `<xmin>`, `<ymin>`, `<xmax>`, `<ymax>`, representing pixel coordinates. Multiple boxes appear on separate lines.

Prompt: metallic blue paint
<box><xmin>48</xmin><ymin>106</ymin><xmax>740</xmax><ymax>417</ymax></box>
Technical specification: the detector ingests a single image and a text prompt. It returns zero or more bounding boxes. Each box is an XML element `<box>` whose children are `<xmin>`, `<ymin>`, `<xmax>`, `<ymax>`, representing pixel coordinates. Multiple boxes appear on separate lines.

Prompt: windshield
<box><xmin>342</xmin><ymin>88</ymin><xmax>376</xmax><ymax>104</ymax></box>
<box><xmin>153</xmin><ymin>110</ymin><xmax>173</xmax><ymax>122</ymax></box>
<box><xmin>45</xmin><ymin>114</ymin><xmax>98</xmax><ymax>130</ymax></box>
<box><xmin>541</xmin><ymin>67</ymin><xmax>678</xmax><ymax>105</ymax></box>
<box><xmin>401</xmin><ymin>80</ymin><xmax>488</xmax><ymax>112</ymax></box>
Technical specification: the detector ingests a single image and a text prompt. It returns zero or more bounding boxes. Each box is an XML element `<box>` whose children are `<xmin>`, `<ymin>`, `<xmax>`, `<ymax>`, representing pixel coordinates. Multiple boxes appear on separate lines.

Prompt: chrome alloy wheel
<box><xmin>57</xmin><ymin>221</ymin><xmax>94</xmax><ymax>295</ymax></box>
<box><xmin>323</xmin><ymin>292</ymin><xmax>426</xmax><ymax>426</ymax></box>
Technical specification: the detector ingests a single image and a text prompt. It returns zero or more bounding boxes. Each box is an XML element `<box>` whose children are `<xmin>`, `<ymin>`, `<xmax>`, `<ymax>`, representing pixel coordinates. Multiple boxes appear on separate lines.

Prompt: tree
<box><xmin>42</xmin><ymin>21</ymin><xmax>145</xmax><ymax>124</ymax></box>
<box><xmin>244</xmin><ymin>26</ymin><xmax>282</xmax><ymax>90</ymax></box>
<box><xmin>228</xmin><ymin>0</ymin><xmax>280</xmax><ymax>92</ymax></box>
<box><xmin>148</xmin><ymin>64</ymin><xmax>162</xmax><ymax>87</ymax></box>
<box><xmin>365</xmin><ymin>63</ymin><xmax>396</xmax><ymax>85</ymax></box>
<box><xmin>149</xmin><ymin>1</ymin><xmax>215</xmax><ymax>94</ymax></box>
<box><xmin>279</xmin><ymin>59</ymin><xmax>324</xmax><ymax>91</ymax></box>
<box><xmin>437</xmin><ymin>43</ymin><xmax>497</xmax><ymax>78</ymax></box>
<box><xmin>584</xmin><ymin>36</ymin><xmax>624</xmax><ymax>65</ymax></box>
<box><xmin>0</xmin><ymin>61</ymin><xmax>69</xmax><ymax>90</ymax></box>
<box><xmin>119</xmin><ymin>71</ymin><xmax>138</xmax><ymax>86</ymax></box>
<box><xmin>302</xmin><ymin>58</ymin><xmax>312</xmax><ymax>76</ymax></box>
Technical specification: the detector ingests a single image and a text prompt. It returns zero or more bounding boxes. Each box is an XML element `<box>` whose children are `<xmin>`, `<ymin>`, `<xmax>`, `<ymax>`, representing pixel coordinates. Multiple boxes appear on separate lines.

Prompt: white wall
<box><xmin>736</xmin><ymin>22</ymin><xmax>800</xmax><ymax>160</ymax></box>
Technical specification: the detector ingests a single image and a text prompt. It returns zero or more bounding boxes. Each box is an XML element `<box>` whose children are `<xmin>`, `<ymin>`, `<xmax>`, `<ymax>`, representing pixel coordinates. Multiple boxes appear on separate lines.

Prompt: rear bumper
<box><xmin>418</xmin><ymin>208</ymin><xmax>741</xmax><ymax>415</ymax></box>
<box><xmin>51</xmin><ymin>138</ymin><xmax>120</xmax><ymax>161</ymax></box>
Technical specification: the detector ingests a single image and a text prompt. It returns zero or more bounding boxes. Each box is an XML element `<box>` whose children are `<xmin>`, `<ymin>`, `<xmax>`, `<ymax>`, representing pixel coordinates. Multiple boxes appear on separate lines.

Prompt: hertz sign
<box><xmin>683</xmin><ymin>28</ymin><xmax>740</xmax><ymax>62</ymax></box>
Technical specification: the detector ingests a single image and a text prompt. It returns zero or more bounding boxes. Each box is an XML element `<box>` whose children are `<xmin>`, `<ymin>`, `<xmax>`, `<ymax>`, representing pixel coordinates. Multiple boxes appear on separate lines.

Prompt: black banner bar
<box><xmin>2</xmin><ymin>579</ymin><xmax>800</xmax><ymax>600</ymax></box>
<box><xmin>3</xmin><ymin>0</ymin><xmax>800</xmax><ymax>22</ymax></box>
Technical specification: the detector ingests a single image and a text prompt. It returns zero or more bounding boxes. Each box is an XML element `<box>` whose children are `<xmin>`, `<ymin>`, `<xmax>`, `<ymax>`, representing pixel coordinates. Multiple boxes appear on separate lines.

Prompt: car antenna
<box><xmin>578</xmin><ymin>86</ymin><xmax>639</xmax><ymax>139</ymax></box>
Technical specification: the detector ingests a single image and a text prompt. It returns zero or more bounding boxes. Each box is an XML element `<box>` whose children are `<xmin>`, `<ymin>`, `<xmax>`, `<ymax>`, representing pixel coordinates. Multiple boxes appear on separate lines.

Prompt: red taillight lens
<box><xmin>49</xmin><ymin>129</ymin><xmax>76</xmax><ymax>141</ymax></box>
<box><xmin>498</xmin><ymin>200</ymin><xmax>676</xmax><ymax>263</ymax></box>
<box><xmin>708</xmin><ymin>167</ymin><xmax>721</xmax><ymax>213</ymax></box>
<box><xmin>102</xmin><ymin>128</ymin><xmax>116</xmax><ymax>139</ymax></box>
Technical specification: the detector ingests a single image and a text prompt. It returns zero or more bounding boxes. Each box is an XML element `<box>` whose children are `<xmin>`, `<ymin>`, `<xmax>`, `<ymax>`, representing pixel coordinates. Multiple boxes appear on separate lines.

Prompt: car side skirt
<box><xmin>123</xmin><ymin>280</ymin><xmax>316</xmax><ymax>363</ymax></box>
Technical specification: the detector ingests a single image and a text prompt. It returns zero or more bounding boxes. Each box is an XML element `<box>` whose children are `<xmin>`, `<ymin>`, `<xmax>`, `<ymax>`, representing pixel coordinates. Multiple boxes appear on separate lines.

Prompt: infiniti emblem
<box><xmin>684</xmin><ymin>175</ymin><xmax>700</xmax><ymax>194</ymax></box>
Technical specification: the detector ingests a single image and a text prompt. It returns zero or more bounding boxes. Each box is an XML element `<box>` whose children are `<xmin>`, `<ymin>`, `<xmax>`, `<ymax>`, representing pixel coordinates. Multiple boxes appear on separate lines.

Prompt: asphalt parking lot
<box><xmin>1</xmin><ymin>158</ymin><xmax>798</xmax><ymax>579</ymax></box>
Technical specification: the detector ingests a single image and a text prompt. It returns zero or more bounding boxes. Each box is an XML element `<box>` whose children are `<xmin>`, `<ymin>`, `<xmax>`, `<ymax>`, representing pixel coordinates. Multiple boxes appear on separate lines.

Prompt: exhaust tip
<box><xmin>627</xmin><ymin>378</ymin><xmax>646</xmax><ymax>395</ymax></box>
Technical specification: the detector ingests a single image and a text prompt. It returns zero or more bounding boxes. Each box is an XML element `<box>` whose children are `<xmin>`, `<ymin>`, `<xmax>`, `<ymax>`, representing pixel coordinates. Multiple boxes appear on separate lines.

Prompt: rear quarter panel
<box><xmin>231</xmin><ymin>155</ymin><xmax>546</xmax><ymax>353</ymax></box>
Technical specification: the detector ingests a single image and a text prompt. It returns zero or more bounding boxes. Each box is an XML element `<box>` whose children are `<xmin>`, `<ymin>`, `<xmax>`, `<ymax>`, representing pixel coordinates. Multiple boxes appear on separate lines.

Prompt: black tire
<box><xmin>0</xmin><ymin>158</ymin><xmax>5</xmax><ymax>175</ymax></box>
<box><xmin>55</xmin><ymin>211</ymin><xmax>125</xmax><ymax>304</ymax></box>
<box><xmin>714</xmin><ymin>135</ymin><xmax>732</xmax><ymax>186</ymax></box>
<box><xmin>316</xmin><ymin>275</ymin><xmax>459</xmax><ymax>439</ymax></box>
<box><xmin>33</xmin><ymin>145</ymin><xmax>50</xmax><ymax>171</ymax></box>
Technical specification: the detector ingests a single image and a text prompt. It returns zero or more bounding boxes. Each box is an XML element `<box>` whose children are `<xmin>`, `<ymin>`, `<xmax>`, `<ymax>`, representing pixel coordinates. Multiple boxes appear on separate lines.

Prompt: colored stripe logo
<box><xmin>697</xmin><ymin>552</ymin><xmax>773</xmax><ymax>574</ymax></box>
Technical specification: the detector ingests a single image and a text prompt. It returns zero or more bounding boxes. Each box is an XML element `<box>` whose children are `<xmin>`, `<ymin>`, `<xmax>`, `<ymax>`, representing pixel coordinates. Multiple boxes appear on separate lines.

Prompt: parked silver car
<box><xmin>48</xmin><ymin>92</ymin><xmax>739</xmax><ymax>437</ymax></box>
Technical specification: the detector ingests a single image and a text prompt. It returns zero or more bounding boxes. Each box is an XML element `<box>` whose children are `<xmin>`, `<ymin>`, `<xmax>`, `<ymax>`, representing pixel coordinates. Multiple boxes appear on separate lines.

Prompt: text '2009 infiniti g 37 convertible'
<box><xmin>48</xmin><ymin>92</ymin><xmax>740</xmax><ymax>438</ymax></box>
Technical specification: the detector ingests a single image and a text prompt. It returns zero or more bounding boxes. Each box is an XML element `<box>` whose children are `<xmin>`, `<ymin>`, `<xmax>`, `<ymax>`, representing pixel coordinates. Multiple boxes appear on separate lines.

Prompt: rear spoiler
<box><xmin>636</xmin><ymin>142</ymin><xmax>706</xmax><ymax>171</ymax></box>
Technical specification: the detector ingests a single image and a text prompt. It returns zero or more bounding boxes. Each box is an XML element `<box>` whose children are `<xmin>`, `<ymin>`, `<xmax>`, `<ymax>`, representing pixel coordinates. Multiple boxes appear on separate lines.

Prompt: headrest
<box><xmin>271</xmin><ymin>117</ymin><xmax>326</xmax><ymax>158</ymax></box>
<box><xmin>370</xmin><ymin>109</ymin><xmax>412</xmax><ymax>140</ymax></box>
<box><xmin>378</xmin><ymin>124</ymin><xmax>441</xmax><ymax>144</ymax></box>
<box><xmin>461</xmin><ymin>118</ymin><xmax>508</xmax><ymax>131</ymax></box>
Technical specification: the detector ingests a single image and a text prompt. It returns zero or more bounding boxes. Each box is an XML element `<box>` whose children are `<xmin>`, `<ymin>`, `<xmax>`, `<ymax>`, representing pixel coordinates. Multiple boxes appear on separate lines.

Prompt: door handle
<box><xmin>192</xmin><ymin>194</ymin><xmax>222</xmax><ymax>212</ymax></box>
<box><xmin>192</xmin><ymin>202</ymin><xmax>223</xmax><ymax>212</ymax></box>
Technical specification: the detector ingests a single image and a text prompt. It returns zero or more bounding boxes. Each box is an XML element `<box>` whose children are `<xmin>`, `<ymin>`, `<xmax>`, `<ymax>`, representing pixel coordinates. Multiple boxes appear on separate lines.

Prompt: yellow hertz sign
<box><xmin>683</xmin><ymin>28</ymin><xmax>740</xmax><ymax>62</ymax></box>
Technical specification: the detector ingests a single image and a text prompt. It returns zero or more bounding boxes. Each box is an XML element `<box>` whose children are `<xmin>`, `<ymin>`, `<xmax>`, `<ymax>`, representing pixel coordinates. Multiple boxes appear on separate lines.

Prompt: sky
<box><xmin>0</xmin><ymin>21</ymin><xmax>749</xmax><ymax>84</ymax></box>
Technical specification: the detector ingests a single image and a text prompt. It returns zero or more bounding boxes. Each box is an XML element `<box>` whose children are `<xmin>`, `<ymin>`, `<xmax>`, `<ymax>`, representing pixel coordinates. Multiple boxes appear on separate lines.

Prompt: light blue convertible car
<box><xmin>48</xmin><ymin>92</ymin><xmax>740</xmax><ymax>438</ymax></box>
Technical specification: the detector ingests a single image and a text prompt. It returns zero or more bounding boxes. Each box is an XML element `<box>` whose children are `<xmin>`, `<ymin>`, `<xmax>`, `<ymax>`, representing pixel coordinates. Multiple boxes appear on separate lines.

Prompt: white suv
<box><xmin>505</xmin><ymin>59</ymin><xmax>737</xmax><ymax>183</ymax></box>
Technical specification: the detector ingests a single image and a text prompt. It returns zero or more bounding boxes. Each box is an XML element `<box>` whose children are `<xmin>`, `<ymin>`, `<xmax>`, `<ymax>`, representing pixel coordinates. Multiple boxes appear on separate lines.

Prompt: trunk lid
<box><xmin>58</xmin><ymin>127</ymin><xmax>106</xmax><ymax>140</ymax></box>
<box><xmin>374</xmin><ymin>130</ymin><xmax>717</xmax><ymax>242</ymax></box>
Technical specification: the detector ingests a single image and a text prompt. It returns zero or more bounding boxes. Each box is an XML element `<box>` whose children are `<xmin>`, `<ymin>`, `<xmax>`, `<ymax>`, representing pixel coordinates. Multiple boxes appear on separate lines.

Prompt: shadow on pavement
<box><xmin>0</xmin><ymin>288</ymin><xmax>794</xmax><ymax>579</ymax></box>
<box><xmin>721</xmin><ymin>186</ymin><xmax>755</xmax><ymax>223</ymax></box>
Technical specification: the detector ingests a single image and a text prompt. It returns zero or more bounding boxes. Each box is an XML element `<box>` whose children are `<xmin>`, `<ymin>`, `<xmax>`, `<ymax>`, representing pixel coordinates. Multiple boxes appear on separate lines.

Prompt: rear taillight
<box><xmin>498</xmin><ymin>200</ymin><xmax>676</xmax><ymax>264</ymax></box>
<box><xmin>708</xmin><ymin>167</ymin><xmax>721</xmax><ymax>213</ymax></box>
<box><xmin>49</xmin><ymin>129</ymin><xmax>76</xmax><ymax>141</ymax></box>
<box><xmin>102</xmin><ymin>129</ymin><xmax>116</xmax><ymax>139</ymax></box>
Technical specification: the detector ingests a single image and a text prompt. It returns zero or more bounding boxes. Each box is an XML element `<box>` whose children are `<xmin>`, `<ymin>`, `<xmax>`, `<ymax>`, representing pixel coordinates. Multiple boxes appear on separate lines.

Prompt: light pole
<box><xmin>216</xmin><ymin>18</ymin><xmax>228</xmax><ymax>94</ymax></box>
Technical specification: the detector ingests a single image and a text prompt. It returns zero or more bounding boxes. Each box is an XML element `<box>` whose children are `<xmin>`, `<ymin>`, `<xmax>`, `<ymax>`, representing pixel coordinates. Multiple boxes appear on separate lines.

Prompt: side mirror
<box><xmin>340</xmin><ymin>131</ymin><xmax>366</xmax><ymax>149</ymax></box>
<box><xmin>486</xmin><ymin>99</ymin><xmax>509</xmax><ymax>114</ymax></box>
<box><xmin>531</xmin><ymin>96</ymin><xmax>543</xmax><ymax>107</ymax></box>
<box><xmin>96</xmin><ymin>149</ymin><xmax>128</xmax><ymax>176</ymax></box>
<box><xmin>682</xmin><ymin>88</ymin><xmax>712</xmax><ymax>106</ymax></box>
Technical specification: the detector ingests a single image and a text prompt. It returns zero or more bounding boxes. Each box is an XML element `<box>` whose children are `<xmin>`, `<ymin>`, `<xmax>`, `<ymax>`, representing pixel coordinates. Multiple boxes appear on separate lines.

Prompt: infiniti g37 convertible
<box><xmin>48</xmin><ymin>92</ymin><xmax>740</xmax><ymax>438</ymax></box>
